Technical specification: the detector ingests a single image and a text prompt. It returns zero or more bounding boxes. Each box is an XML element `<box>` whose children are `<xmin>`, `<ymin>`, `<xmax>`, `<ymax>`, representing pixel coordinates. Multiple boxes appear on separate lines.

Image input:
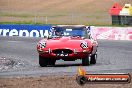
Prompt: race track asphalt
<box><xmin>0</xmin><ymin>36</ymin><xmax>132</xmax><ymax>77</ymax></box>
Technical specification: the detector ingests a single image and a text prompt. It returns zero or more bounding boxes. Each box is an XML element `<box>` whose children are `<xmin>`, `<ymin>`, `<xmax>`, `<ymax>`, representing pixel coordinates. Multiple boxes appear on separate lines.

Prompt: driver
<box><xmin>50</xmin><ymin>27</ymin><xmax>62</xmax><ymax>36</ymax></box>
<box><xmin>86</xmin><ymin>26</ymin><xmax>92</xmax><ymax>39</ymax></box>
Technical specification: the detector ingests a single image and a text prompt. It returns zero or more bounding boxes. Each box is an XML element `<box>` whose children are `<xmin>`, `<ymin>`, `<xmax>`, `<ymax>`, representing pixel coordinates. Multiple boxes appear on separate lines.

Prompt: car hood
<box><xmin>39</xmin><ymin>37</ymin><xmax>92</xmax><ymax>49</ymax></box>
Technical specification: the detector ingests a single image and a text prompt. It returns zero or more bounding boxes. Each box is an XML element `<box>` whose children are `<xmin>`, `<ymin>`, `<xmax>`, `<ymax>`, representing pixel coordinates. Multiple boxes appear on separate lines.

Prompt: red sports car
<box><xmin>37</xmin><ymin>25</ymin><xmax>98</xmax><ymax>67</ymax></box>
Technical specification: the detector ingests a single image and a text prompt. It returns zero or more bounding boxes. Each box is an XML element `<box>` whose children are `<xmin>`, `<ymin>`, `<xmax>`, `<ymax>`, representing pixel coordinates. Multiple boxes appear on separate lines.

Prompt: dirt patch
<box><xmin>0</xmin><ymin>57</ymin><xmax>28</xmax><ymax>72</ymax></box>
<box><xmin>0</xmin><ymin>74</ymin><xmax>131</xmax><ymax>88</ymax></box>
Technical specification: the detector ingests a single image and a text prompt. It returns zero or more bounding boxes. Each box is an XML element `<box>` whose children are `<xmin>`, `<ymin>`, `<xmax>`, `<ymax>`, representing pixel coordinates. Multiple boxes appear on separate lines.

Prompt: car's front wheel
<box><xmin>82</xmin><ymin>55</ymin><xmax>90</xmax><ymax>66</ymax></box>
<box><xmin>48</xmin><ymin>59</ymin><xmax>56</xmax><ymax>66</ymax></box>
<box><xmin>90</xmin><ymin>51</ymin><xmax>97</xmax><ymax>64</ymax></box>
<box><xmin>39</xmin><ymin>55</ymin><xmax>56</xmax><ymax>67</ymax></box>
<box><xmin>39</xmin><ymin>55</ymin><xmax>48</xmax><ymax>67</ymax></box>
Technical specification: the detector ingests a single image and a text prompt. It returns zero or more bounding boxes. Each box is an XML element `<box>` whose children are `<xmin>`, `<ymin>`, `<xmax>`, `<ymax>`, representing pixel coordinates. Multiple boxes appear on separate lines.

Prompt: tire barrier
<box><xmin>109</xmin><ymin>3</ymin><xmax>132</xmax><ymax>25</ymax></box>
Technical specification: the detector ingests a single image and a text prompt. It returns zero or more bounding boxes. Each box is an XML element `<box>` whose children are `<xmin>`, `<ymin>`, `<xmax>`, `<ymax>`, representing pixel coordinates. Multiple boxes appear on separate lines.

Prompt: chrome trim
<box><xmin>49</xmin><ymin>48</ymin><xmax>51</xmax><ymax>54</ymax></box>
<box><xmin>74</xmin><ymin>49</ymin><xmax>77</xmax><ymax>54</ymax></box>
<box><xmin>89</xmin><ymin>54</ymin><xmax>92</xmax><ymax>57</ymax></box>
<box><xmin>83</xmin><ymin>50</ymin><xmax>87</xmax><ymax>52</ymax></box>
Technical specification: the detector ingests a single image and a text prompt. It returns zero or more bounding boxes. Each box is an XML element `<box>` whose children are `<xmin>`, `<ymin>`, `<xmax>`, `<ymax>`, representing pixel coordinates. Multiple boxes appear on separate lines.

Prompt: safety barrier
<box><xmin>92</xmin><ymin>27</ymin><xmax>132</xmax><ymax>40</ymax></box>
<box><xmin>0</xmin><ymin>24</ymin><xmax>51</xmax><ymax>37</ymax></box>
<box><xmin>0</xmin><ymin>24</ymin><xmax>132</xmax><ymax>40</ymax></box>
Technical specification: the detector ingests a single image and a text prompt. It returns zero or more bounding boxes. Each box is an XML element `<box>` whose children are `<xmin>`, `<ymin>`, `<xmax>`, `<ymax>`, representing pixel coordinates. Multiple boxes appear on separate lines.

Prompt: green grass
<box><xmin>0</xmin><ymin>13</ymin><xmax>34</xmax><ymax>18</ymax></box>
<box><xmin>1</xmin><ymin>21</ymin><xmax>131</xmax><ymax>27</ymax></box>
<box><xmin>0</xmin><ymin>21</ymin><xmax>34</xmax><ymax>24</ymax></box>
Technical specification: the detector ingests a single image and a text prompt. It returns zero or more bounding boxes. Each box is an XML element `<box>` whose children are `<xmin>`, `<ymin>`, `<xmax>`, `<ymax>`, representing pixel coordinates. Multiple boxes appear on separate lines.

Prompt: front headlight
<box><xmin>80</xmin><ymin>42</ymin><xmax>88</xmax><ymax>49</ymax></box>
<box><xmin>39</xmin><ymin>42</ymin><xmax>46</xmax><ymax>48</ymax></box>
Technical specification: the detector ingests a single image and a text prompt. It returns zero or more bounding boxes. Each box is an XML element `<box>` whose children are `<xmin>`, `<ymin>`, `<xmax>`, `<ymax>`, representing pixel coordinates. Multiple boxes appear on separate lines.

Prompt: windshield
<box><xmin>50</xmin><ymin>26</ymin><xmax>88</xmax><ymax>38</ymax></box>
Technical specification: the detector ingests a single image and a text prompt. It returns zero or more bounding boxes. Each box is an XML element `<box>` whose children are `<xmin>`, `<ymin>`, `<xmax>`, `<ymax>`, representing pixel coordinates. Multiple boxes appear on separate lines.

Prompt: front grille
<box><xmin>52</xmin><ymin>49</ymin><xmax>73</xmax><ymax>54</ymax></box>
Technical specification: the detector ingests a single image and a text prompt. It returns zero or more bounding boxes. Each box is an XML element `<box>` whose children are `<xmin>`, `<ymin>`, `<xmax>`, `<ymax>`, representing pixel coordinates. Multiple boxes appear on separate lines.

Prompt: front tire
<box><xmin>39</xmin><ymin>55</ymin><xmax>48</xmax><ymax>67</ymax></box>
<box><xmin>39</xmin><ymin>55</ymin><xmax>56</xmax><ymax>67</ymax></box>
<box><xmin>90</xmin><ymin>51</ymin><xmax>97</xmax><ymax>64</ymax></box>
<box><xmin>48</xmin><ymin>59</ymin><xmax>56</xmax><ymax>66</ymax></box>
<box><xmin>82</xmin><ymin>55</ymin><xmax>90</xmax><ymax>66</ymax></box>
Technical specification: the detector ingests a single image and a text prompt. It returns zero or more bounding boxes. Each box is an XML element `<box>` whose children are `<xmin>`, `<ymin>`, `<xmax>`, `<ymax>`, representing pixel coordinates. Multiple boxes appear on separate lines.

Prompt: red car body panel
<box><xmin>37</xmin><ymin>36</ymin><xmax>96</xmax><ymax>61</ymax></box>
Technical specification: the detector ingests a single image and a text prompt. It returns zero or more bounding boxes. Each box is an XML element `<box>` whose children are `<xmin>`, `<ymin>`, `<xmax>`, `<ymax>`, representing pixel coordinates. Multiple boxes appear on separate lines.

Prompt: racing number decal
<box><xmin>80</xmin><ymin>42</ymin><xmax>88</xmax><ymax>48</ymax></box>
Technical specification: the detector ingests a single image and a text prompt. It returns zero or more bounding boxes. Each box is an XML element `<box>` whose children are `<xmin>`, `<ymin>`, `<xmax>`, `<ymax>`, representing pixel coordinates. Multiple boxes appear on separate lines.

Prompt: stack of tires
<box><xmin>109</xmin><ymin>3</ymin><xmax>122</xmax><ymax>25</ymax></box>
<box><xmin>109</xmin><ymin>3</ymin><xmax>132</xmax><ymax>26</ymax></box>
<box><xmin>119</xmin><ymin>4</ymin><xmax>132</xmax><ymax>25</ymax></box>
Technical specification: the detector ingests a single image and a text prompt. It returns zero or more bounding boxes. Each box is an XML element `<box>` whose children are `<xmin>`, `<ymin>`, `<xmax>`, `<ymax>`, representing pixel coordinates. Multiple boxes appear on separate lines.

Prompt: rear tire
<box><xmin>39</xmin><ymin>55</ymin><xmax>48</xmax><ymax>67</ymax></box>
<box><xmin>82</xmin><ymin>55</ymin><xmax>90</xmax><ymax>66</ymax></box>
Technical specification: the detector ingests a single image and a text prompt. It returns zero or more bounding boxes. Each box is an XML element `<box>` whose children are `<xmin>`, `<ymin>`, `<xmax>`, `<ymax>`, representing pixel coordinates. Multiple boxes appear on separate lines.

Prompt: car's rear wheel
<box><xmin>39</xmin><ymin>55</ymin><xmax>48</xmax><ymax>67</ymax></box>
<box><xmin>90</xmin><ymin>51</ymin><xmax>97</xmax><ymax>64</ymax></box>
<box><xmin>82</xmin><ymin>55</ymin><xmax>90</xmax><ymax>66</ymax></box>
